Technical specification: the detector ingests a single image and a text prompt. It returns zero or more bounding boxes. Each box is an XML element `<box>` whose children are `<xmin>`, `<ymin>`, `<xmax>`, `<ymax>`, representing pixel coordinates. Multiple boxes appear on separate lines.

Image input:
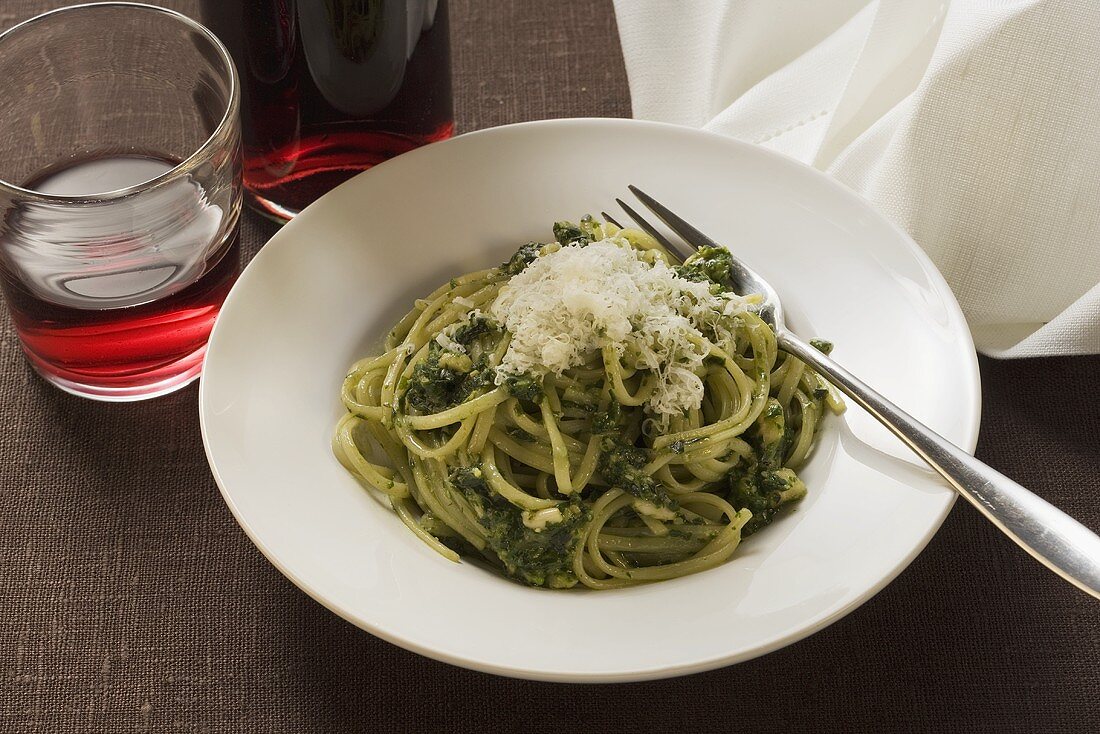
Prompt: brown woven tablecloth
<box><xmin>2</xmin><ymin>1</ymin><xmax>1097</xmax><ymax>732</ymax></box>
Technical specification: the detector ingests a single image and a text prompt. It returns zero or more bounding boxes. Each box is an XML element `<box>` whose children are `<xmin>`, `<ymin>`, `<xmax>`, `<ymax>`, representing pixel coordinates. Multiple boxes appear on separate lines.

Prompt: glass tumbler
<box><xmin>200</xmin><ymin>0</ymin><xmax>453</xmax><ymax>220</ymax></box>
<box><xmin>0</xmin><ymin>3</ymin><xmax>242</xmax><ymax>401</ymax></box>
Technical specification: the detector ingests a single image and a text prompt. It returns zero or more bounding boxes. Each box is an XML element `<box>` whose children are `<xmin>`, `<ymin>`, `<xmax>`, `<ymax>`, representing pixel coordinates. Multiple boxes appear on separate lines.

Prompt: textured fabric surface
<box><xmin>613</xmin><ymin>0</ymin><xmax>1100</xmax><ymax>358</ymax></box>
<box><xmin>1</xmin><ymin>1</ymin><xmax>1098</xmax><ymax>732</ymax></box>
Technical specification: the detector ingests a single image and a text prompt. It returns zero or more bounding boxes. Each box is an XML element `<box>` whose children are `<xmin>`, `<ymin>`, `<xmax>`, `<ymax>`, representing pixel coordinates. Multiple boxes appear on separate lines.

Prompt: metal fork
<box><xmin>615</xmin><ymin>185</ymin><xmax>1100</xmax><ymax>600</ymax></box>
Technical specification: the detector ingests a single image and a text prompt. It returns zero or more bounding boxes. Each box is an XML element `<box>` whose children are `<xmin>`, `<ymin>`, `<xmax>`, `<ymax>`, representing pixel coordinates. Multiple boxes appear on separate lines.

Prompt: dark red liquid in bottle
<box><xmin>200</xmin><ymin>0</ymin><xmax>454</xmax><ymax>219</ymax></box>
<box><xmin>0</xmin><ymin>154</ymin><xmax>239</xmax><ymax>399</ymax></box>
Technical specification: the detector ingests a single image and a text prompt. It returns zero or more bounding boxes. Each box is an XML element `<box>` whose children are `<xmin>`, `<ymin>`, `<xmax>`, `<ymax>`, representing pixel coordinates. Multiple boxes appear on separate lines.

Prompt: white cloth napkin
<box><xmin>612</xmin><ymin>0</ymin><xmax>1100</xmax><ymax>357</ymax></box>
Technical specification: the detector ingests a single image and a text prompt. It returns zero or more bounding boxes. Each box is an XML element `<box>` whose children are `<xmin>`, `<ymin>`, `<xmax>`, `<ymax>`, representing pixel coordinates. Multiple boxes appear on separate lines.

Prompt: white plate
<box><xmin>200</xmin><ymin>119</ymin><xmax>980</xmax><ymax>682</ymax></box>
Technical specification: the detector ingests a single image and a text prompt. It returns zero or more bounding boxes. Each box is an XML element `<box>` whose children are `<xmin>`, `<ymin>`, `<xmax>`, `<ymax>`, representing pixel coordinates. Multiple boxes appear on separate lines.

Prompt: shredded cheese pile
<box><xmin>489</xmin><ymin>237</ymin><xmax>748</xmax><ymax>416</ymax></box>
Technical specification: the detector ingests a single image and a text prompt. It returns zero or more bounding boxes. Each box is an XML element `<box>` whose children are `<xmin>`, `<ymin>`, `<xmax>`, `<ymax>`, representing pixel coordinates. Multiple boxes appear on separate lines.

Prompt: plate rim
<box><xmin>199</xmin><ymin>117</ymin><xmax>982</xmax><ymax>682</ymax></box>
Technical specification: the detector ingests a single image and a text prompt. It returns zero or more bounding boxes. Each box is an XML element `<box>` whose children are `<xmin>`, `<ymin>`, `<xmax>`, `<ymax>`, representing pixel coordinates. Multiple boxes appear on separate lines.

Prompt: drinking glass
<box><xmin>0</xmin><ymin>2</ymin><xmax>242</xmax><ymax>401</ymax></box>
<box><xmin>200</xmin><ymin>0</ymin><xmax>453</xmax><ymax>220</ymax></box>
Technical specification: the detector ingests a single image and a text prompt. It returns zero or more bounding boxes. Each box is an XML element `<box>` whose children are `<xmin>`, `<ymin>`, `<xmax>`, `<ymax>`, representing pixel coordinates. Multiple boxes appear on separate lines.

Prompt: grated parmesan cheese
<box><xmin>434</xmin><ymin>331</ymin><xmax>465</xmax><ymax>354</ymax></box>
<box><xmin>489</xmin><ymin>236</ymin><xmax>750</xmax><ymax>416</ymax></box>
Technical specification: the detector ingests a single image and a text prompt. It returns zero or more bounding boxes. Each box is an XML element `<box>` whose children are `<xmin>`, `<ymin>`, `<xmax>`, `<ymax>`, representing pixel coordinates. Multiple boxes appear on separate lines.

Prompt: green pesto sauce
<box><xmin>450</xmin><ymin>466</ymin><xmax>588</xmax><ymax>588</ymax></box>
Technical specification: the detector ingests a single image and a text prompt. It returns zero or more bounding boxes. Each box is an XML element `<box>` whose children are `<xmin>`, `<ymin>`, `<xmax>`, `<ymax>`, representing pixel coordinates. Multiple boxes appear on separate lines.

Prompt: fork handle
<box><xmin>779</xmin><ymin>331</ymin><xmax>1100</xmax><ymax>600</ymax></box>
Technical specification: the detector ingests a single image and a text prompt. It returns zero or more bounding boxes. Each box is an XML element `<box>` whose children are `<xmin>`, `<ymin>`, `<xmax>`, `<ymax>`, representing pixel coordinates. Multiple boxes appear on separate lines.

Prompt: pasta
<box><xmin>334</xmin><ymin>217</ymin><xmax>844</xmax><ymax>589</ymax></box>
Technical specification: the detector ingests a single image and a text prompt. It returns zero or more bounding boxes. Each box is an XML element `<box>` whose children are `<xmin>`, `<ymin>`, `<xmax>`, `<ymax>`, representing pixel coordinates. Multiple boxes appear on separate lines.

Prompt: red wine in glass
<box><xmin>0</xmin><ymin>154</ymin><xmax>239</xmax><ymax>399</ymax></box>
<box><xmin>0</xmin><ymin>2</ymin><xmax>241</xmax><ymax>402</ymax></box>
<box><xmin>200</xmin><ymin>0</ymin><xmax>454</xmax><ymax>219</ymax></box>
